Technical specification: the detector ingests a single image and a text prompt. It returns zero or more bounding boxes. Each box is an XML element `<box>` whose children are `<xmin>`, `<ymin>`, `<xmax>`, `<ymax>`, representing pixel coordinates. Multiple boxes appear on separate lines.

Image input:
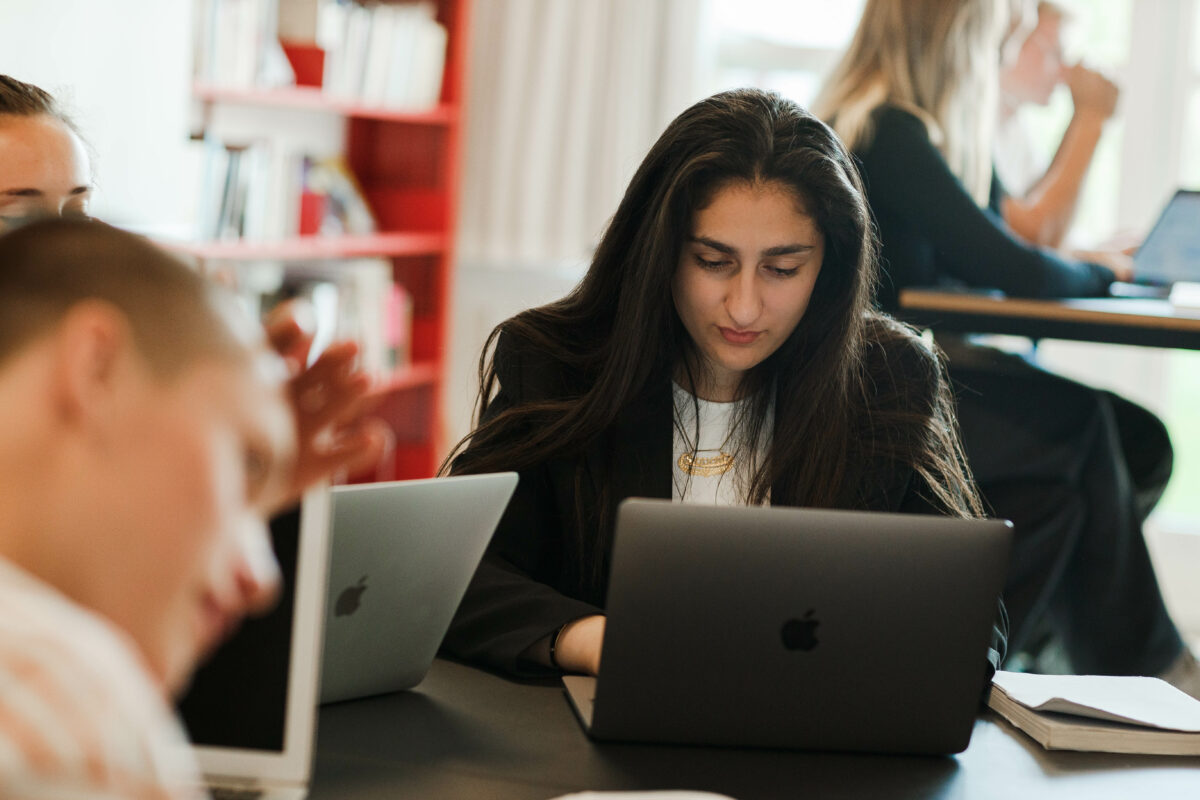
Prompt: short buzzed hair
<box><xmin>0</xmin><ymin>218</ymin><xmax>249</xmax><ymax>375</ymax></box>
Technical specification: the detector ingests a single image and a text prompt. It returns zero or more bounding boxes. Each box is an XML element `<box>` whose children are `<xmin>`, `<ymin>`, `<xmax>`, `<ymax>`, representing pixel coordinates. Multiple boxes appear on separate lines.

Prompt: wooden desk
<box><xmin>309</xmin><ymin>659</ymin><xmax>1200</xmax><ymax>799</ymax></box>
<box><xmin>898</xmin><ymin>289</ymin><xmax>1200</xmax><ymax>350</ymax></box>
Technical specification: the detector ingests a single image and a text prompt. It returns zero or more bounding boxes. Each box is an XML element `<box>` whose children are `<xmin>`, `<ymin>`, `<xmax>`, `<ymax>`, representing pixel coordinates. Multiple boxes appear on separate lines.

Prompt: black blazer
<box><xmin>443</xmin><ymin>326</ymin><xmax>1004</xmax><ymax>677</ymax></box>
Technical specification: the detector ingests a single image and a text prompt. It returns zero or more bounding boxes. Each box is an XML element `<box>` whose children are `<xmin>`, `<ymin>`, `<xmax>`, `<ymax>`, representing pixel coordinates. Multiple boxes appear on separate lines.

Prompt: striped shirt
<box><xmin>0</xmin><ymin>556</ymin><xmax>203</xmax><ymax>800</ymax></box>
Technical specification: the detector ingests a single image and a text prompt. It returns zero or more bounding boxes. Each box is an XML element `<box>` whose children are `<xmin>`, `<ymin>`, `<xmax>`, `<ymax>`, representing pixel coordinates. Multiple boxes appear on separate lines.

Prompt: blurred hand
<box><xmin>1066</xmin><ymin>63</ymin><xmax>1119</xmax><ymax>120</ymax></box>
<box><xmin>264</xmin><ymin>307</ymin><xmax>388</xmax><ymax>505</ymax></box>
<box><xmin>555</xmin><ymin>615</ymin><xmax>606</xmax><ymax>676</ymax></box>
<box><xmin>1072</xmin><ymin>248</ymin><xmax>1134</xmax><ymax>282</ymax></box>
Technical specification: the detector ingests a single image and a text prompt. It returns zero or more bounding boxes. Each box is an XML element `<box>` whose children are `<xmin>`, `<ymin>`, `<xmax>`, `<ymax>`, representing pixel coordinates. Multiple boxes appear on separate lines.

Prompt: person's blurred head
<box><xmin>813</xmin><ymin>0</ymin><xmax>1015</xmax><ymax>205</ymax></box>
<box><xmin>0</xmin><ymin>219</ymin><xmax>295</xmax><ymax>695</ymax></box>
<box><xmin>1001</xmin><ymin>3</ymin><xmax>1069</xmax><ymax>107</ymax></box>
<box><xmin>0</xmin><ymin>75</ymin><xmax>92</xmax><ymax>233</ymax></box>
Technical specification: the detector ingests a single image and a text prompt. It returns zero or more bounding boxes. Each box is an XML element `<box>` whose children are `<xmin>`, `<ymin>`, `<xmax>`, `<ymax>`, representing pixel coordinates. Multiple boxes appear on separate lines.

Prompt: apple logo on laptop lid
<box><xmin>335</xmin><ymin>575</ymin><xmax>368</xmax><ymax>617</ymax></box>
<box><xmin>781</xmin><ymin>609</ymin><xmax>819</xmax><ymax>651</ymax></box>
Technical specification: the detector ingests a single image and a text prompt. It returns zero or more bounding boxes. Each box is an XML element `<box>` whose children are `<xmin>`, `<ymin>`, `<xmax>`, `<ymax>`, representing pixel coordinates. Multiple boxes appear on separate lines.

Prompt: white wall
<box><xmin>0</xmin><ymin>0</ymin><xmax>202</xmax><ymax>238</ymax></box>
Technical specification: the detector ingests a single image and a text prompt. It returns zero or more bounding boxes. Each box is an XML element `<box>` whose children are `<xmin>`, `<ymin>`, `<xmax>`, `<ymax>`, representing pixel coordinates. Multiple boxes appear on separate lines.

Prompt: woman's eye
<box><xmin>694</xmin><ymin>255</ymin><xmax>731</xmax><ymax>270</ymax></box>
<box><xmin>766</xmin><ymin>265</ymin><xmax>800</xmax><ymax>278</ymax></box>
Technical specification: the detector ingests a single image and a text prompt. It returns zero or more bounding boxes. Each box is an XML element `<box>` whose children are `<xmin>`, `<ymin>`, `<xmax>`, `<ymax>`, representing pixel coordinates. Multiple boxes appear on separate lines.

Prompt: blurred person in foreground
<box><xmin>0</xmin><ymin>219</ymin><xmax>381</xmax><ymax>798</ymax></box>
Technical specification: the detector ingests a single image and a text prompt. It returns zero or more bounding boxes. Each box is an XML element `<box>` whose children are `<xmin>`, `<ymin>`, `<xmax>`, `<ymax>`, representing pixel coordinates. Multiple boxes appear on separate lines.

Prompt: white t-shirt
<box><xmin>0</xmin><ymin>556</ymin><xmax>202</xmax><ymax>800</ymax></box>
<box><xmin>671</xmin><ymin>382</ymin><xmax>772</xmax><ymax>506</ymax></box>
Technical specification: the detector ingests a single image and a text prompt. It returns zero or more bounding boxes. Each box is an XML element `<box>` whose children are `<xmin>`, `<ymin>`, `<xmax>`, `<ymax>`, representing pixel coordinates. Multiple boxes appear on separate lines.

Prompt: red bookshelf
<box><xmin>189</xmin><ymin>0</ymin><xmax>471</xmax><ymax>480</ymax></box>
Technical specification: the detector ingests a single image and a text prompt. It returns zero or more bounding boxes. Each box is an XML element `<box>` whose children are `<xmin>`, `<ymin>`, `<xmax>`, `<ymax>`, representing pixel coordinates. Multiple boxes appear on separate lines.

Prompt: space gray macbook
<box><xmin>564</xmin><ymin>499</ymin><xmax>1012</xmax><ymax>755</ymax></box>
<box><xmin>319</xmin><ymin>472</ymin><xmax>517</xmax><ymax>704</ymax></box>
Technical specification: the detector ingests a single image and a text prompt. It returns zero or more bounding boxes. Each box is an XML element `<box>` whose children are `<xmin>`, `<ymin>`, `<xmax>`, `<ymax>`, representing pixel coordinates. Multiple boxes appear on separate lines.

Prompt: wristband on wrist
<box><xmin>548</xmin><ymin>623</ymin><xmax>566</xmax><ymax>670</ymax></box>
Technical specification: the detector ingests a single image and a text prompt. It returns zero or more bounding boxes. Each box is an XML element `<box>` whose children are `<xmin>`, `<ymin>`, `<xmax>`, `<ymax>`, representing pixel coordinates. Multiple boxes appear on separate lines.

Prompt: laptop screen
<box><xmin>1134</xmin><ymin>190</ymin><xmax>1200</xmax><ymax>285</ymax></box>
<box><xmin>176</xmin><ymin>506</ymin><xmax>300</xmax><ymax>752</ymax></box>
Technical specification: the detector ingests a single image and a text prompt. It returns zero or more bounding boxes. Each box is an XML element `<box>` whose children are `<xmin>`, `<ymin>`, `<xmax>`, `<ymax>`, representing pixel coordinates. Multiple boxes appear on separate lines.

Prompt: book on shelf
<box><xmin>987</xmin><ymin>670</ymin><xmax>1200</xmax><ymax>756</ymax></box>
<box><xmin>195</xmin><ymin>0</ymin><xmax>295</xmax><ymax>89</ymax></box>
<box><xmin>230</xmin><ymin>258</ymin><xmax>408</xmax><ymax>380</ymax></box>
<box><xmin>317</xmin><ymin>0</ymin><xmax>447</xmax><ymax>109</ymax></box>
<box><xmin>196</xmin><ymin>141</ymin><xmax>374</xmax><ymax>242</ymax></box>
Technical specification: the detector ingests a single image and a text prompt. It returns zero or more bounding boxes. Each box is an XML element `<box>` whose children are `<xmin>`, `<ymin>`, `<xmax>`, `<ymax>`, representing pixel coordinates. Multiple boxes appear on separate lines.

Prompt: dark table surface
<box><xmin>309</xmin><ymin>659</ymin><xmax>1200</xmax><ymax>800</ymax></box>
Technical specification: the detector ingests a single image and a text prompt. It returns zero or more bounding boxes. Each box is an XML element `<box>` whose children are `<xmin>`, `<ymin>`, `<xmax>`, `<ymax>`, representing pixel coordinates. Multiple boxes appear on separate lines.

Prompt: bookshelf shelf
<box><xmin>377</xmin><ymin>362</ymin><xmax>438</xmax><ymax>393</ymax></box>
<box><xmin>175</xmin><ymin>232</ymin><xmax>448</xmax><ymax>261</ymax></box>
<box><xmin>193</xmin><ymin>82</ymin><xmax>458</xmax><ymax>125</ymax></box>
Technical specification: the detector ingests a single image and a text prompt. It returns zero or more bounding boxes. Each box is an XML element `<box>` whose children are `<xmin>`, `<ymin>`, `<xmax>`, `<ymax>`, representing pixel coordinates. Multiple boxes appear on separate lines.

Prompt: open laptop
<box><xmin>563</xmin><ymin>499</ymin><xmax>1012</xmax><ymax>755</ymax></box>
<box><xmin>177</xmin><ymin>487</ymin><xmax>332</xmax><ymax>800</ymax></box>
<box><xmin>319</xmin><ymin>472</ymin><xmax>518</xmax><ymax>704</ymax></box>
<box><xmin>1110</xmin><ymin>189</ymin><xmax>1200</xmax><ymax>298</ymax></box>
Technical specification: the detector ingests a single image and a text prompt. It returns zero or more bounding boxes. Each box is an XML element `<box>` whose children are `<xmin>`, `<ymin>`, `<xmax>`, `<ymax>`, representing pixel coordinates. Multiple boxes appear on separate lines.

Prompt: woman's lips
<box><xmin>720</xmin><ymin>327</ymin><xmax>762</xmax><ymax>345</ymax></box>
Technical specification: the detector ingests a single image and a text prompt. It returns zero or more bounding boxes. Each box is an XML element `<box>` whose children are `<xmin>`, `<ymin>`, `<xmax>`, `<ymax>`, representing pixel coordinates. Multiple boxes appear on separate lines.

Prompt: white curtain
<box><xmin>458</xmin><ymin>0</ymin><xmax>709</xmax><ymax>267</ymax></box>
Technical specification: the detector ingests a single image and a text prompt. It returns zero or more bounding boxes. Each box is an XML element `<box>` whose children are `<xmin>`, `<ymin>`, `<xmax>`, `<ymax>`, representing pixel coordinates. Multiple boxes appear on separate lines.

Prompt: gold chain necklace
<box><xmin>674</xmin><ymin>405</ymin><xmax>737</xmax><ymax>477</ymax></box>
<box><xmin>677</xmin><ymin>449</ymin><xmax>735</xmax><ymax>477</ymax></box>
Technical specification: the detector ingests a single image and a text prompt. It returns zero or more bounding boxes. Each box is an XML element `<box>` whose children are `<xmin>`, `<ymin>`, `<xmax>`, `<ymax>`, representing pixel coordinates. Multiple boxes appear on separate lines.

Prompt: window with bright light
<box><xmin>708</xmin><ymin>0</ymin><xmax>864</xmax><ymax>106</ymax></box>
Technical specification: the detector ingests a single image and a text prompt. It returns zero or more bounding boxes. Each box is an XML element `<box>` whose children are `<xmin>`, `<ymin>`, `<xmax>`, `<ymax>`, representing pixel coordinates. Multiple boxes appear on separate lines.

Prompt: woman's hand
<box><xmin>264</xmin><ymin>308</ymin><xmax>388</xmax><ymax>506</ymax></box>
<box><xmin>555</xmin><ymin>615</ymin><xmax>606</xmax><ymax>676</ymax></box>
<box><xmin>1072</xmin><ymin>248</ymin><xmax>1134</xmax><ymax>283</ymax></box>
<box><xmin>1066</xmin><ymin>63</ymin><xmax>1119</xmax><ymax>121</ymax></box>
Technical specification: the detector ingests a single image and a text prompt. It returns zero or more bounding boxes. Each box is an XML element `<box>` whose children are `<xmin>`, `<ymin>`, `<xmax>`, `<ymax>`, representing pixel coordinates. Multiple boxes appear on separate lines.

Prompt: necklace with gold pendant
<box><xmin>677</xmin><ymin>449</ymin><xmax>736</xmax><ymax>477</ymax></box>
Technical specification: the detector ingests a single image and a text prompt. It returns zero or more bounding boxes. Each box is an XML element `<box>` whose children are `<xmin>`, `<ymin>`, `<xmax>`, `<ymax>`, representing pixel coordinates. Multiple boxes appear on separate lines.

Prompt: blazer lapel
<box><xmin>606</xmin><ymin>379</ymin><xmax>673</xmax><ymax>503</ymax></box>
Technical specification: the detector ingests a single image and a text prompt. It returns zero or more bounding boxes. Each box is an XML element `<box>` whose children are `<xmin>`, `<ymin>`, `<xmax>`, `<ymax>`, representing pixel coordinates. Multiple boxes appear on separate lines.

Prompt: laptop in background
<box><xmin>564</xmin><ymin>499</ymin><xmax>1012</xmax><ymax>755</ymax></box>
<box><xmin>177</xmin><ymin>487</ymin><xmax>331</xmax><ymax>800</ymax></box>
<box><xmin>1110</xmin><ymin>189</ymin><xmax>1200</xmax><ymax>297</ymax></box>
<box><xmin>319</xmin><ymin>472</ymin><xmax>518</xmax><ymax>704</ymax></box>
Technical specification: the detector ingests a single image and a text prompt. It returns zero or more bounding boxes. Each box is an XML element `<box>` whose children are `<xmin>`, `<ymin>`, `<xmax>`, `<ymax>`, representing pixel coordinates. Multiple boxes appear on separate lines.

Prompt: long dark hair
<box><xmin>444</xmin><ymin>89</ymin><xmax>980</xmax><ymax>591</ymax></box>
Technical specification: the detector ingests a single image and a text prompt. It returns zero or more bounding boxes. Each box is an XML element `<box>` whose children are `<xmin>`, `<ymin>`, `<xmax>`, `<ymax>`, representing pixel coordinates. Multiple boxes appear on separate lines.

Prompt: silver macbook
<box><xmin>564</xmin><ymin>499</ymin><xmax>1012</xmax><ymax>755</ymax></box>
<box><xmin>319</xmin><ymin>472</ymin><xmax>518</xmax><ymax>704</ymax></box>
<box><xmin>178</xmin><ymin>486</ymin><xmax>332</xmax><ymax>799</ymax></box>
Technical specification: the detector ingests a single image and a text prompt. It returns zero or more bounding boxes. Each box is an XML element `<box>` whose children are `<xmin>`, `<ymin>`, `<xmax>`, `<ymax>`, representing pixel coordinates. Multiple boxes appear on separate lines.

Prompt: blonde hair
<box><xmin>812</xmin><ymin>0</ymin><xmax>1016</xmax><ymax>205</ymax></box>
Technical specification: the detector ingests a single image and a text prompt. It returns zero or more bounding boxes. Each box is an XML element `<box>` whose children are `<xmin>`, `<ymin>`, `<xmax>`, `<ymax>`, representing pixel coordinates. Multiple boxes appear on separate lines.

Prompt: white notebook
<box><xmin>988</xmin><ymin>671</ymin><xmax>1200</xmax><ymax>755</ymax></box>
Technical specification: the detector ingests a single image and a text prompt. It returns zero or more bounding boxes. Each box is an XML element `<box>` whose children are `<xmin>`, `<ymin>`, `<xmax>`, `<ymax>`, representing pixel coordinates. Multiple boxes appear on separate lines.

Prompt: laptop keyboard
<box><xmin>209</xmin><ymin>788</ymin><xmax>264</xmax><ymax>800</ymax></box>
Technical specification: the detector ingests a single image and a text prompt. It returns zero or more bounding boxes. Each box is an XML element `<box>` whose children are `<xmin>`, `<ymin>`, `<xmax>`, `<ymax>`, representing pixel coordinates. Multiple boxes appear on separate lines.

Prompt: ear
<box><xmin>49</xmin><ymin>301</ymin><xmax>138</xmax><ymax>428</ymax></box>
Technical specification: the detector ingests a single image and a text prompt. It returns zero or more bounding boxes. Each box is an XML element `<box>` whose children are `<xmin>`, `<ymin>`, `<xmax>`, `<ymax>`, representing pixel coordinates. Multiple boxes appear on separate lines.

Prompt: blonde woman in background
<box><xmin>813</xmin><ymin>0</ymin><xmax>1199</xmax><ymax>696</ymax></box>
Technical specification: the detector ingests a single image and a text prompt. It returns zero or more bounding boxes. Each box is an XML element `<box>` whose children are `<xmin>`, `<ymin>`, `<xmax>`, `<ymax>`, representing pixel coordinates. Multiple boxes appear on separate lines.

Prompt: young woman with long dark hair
<box><xmin>442</xmin><ymin>88</ymin><xmax>990</xmax><ymax>678</ymax></box>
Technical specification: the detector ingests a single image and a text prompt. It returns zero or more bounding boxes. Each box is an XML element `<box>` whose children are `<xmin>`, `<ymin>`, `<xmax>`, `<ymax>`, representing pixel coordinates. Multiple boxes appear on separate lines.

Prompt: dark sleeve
<box><xmin>861</xmin><ymin>107</ymin><xmax>1114</xmax><ymax>298</ymax></box>
<box><xmin>441</xmin><ymin>331</ymin><xmax>602</xmax><ymax>676</ymax></box>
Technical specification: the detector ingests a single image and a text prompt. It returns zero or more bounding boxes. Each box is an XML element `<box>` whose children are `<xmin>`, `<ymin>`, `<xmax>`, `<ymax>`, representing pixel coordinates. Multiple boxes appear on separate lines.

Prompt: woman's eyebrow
<box><xmin>689</xmin><ymin>235</ymin><xmax>736</xmax><ymax>255</ymax></box>
<box><xmin>762</xmin><ymin>243</ymin><xmax>817</xmax><ymax>257</ymax></box>
<box><xmin>0</xmin><ymin>186</ymin><xmax>90</xmax><ymax>197</ymax></box>
<box><xmin>690</xmin><ymin>235</ymin><xmax>817</xmax><ymax>258</ymax></box>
